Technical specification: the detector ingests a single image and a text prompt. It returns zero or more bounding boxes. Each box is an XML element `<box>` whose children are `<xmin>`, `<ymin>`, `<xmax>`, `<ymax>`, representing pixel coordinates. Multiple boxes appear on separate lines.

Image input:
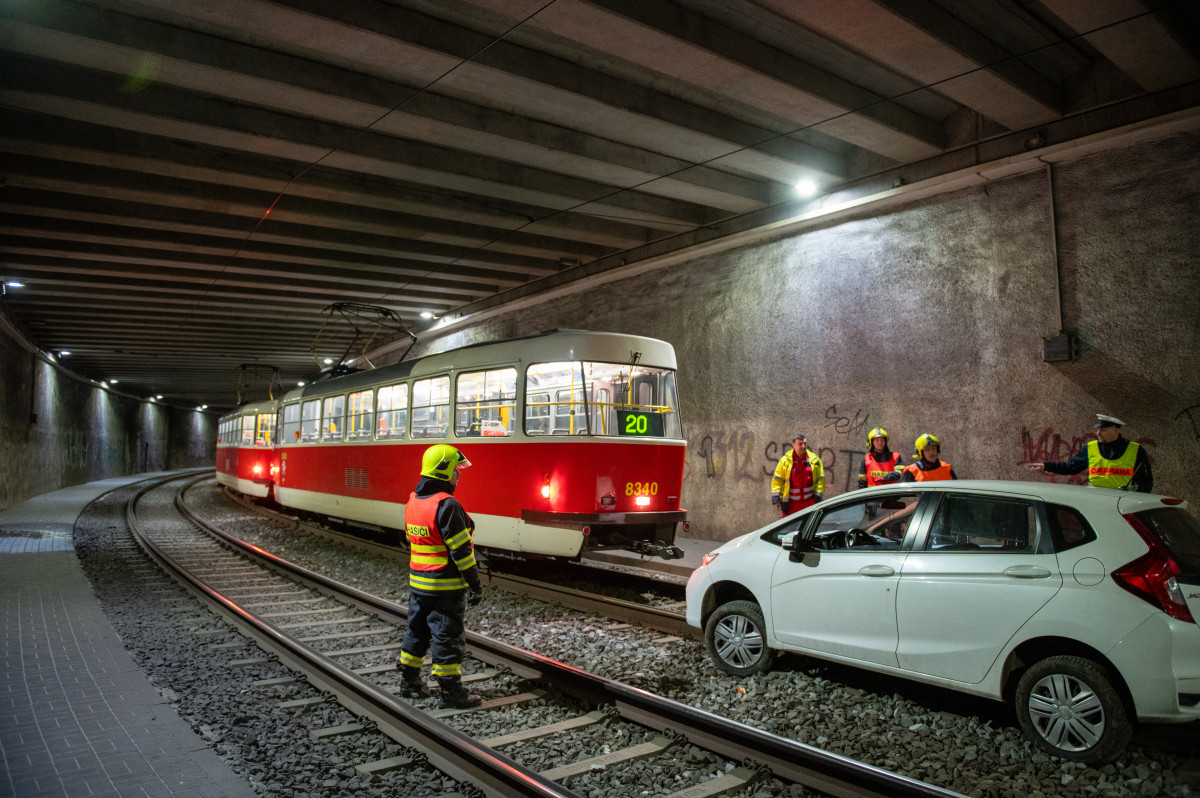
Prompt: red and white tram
<box><xmin>217</xmin><ymin>330</ymin><xmax>688</xmax><ymax>559</ymax></box>
<box><xmin>215</xmin><ymin>398</ymin><xmax>279</xmax><ymax>498</ymax></box>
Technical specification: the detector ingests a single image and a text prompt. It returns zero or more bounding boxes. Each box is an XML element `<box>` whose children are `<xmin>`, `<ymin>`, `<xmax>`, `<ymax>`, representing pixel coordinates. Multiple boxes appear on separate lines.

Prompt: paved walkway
<box><xmin>0</xmin><ymin>473</ymin><xmax>253</xmax><ymax>798</ymax></box>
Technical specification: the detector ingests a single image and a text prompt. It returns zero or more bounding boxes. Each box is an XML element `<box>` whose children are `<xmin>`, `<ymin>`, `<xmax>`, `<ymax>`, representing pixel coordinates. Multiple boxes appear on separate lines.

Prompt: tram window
<box><xmin>256</xmin><ymin>413</ymin><xmax>274</xmax><ymax>446</ymax></box>
<box><xmin>455</xmin><ymin>367</ymin><xmax>516</xmax><ymax>437</ymax></box>
<box><xmin>553</xmin><ymin>388</ymin><xmax>585</xmax><ymax>434</ymax></box>
<box><xmin>347</xmin><ymin>390</ymin><xmax>373</xmax><ymax>441</ymax></box>
<box><xmin>582</xmin><ymin>360</ymin><xmax>682</xmax><ymax>439</ymax></box>
<box><xmin>322</xmin><ymin>395</ymin><xmax>345</xmax><ymax>441</ymax></box>
<box><xmin>376</xmin><ymin>383</ymin><xmax>408</xmax><ymax>440</ymax></box>
<box><xmin>282</xmin><ymin>403</ymin><xmax>300</xmax><ymax>443</ymax></box>
<box><xmin>241</xmin><ymin>415</ymin><xmax>254</xmax><ymax>445</ymax></box>
<box><xmin>526</xmin><ymin>362</ymin><xmax>586</xmax><ymax>435</ymax></box>
<box><xmin>301</xmin><ymin>399</ymin><xmax>320</xmax><ymax>442</ymax></box>
<box><xmin>526</xmin><ymin>392</ymin><xmax>550</xmax><ymax>435</ymax></box>
<box><xmin>412</xmin><ymin>376</ymin><xmax>450</xmax><ymax>438</ymax></box>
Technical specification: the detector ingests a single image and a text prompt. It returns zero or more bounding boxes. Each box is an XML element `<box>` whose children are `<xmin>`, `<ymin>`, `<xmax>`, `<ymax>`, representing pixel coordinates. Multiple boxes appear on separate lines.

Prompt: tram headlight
<box><xmin>635</xmin><ymin>495</ymin><xmax>650</xmax><ymax>507</ymax></box>
<box><xmin>252</xmin><ymin>463</ymin><xmax>263</xmax><ymax>475</ymax></box>
<box><xmin>541</xmin><ymin>484</ymin><xmax>551</xmax><ymax>499</ymax></box>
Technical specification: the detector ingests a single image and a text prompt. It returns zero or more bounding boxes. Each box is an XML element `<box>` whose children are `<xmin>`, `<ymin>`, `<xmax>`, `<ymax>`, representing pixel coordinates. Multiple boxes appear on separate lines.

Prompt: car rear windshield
<box><xmin>1133</xmin><ymin>508</ymin><xmax>1200</xmax><ymax>572</ymax></box>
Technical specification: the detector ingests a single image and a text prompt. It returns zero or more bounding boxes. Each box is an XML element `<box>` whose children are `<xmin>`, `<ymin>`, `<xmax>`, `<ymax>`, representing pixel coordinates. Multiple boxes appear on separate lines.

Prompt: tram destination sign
<box><xmin>616</xmin><ymin>409</ymin><xmax>664</xmax><ymax>437</ymax></box>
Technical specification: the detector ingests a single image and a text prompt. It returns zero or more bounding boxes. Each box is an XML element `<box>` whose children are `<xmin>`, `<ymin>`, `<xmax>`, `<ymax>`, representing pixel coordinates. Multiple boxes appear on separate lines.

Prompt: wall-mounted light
<box><xmin>297</xmin><ymin>381</ymin><xmax>306</xmax><ymax>387</ymax></box>
<box><xmin>59</xmin><ymin>350</ymin><xmax>71</xmax><ymax>357</ymax></box>
<box><xmin>323</xmin><ymin>357</ymin><xmax>333</xmax><ymax>364</ymax></box>
<box><xmin>110</xmin><ymin>379</ymin><xmax>119</xmax><ymax>385</ymax></box>
<box><xmin>420</xmin><ymin>311</ymin><xmax>434</xmax><ymax>319</ymax></box>
<box><xmin>155</xmin><ymin>394</ymin><xmax>163</xmax><ymax>400</ymax></box>
<box><xmin>2</xmin><ymin>280</ymin><xmax>24</xmax><ymax>295</ymax></box>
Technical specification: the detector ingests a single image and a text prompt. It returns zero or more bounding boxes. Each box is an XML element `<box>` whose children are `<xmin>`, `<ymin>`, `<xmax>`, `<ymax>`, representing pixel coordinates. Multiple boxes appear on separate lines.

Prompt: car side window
<box><xmin>923</xmin><ymin>494</ymin><xmax>1040</xmax><ymax>552</ymax></box>
<box><xmin>804</xmin><ymin>494</ymin><xmax>918</xmax><ymax>551</ymax></box>
<box><xmin>1046</xmin><ymin>503</ymin><xmax>1098</xmax><ymax>552</ymax></box>
<box><xmin>762</xmin><ymin>514</ymin><xmax>809</xmax><ymax>546</ymax></box>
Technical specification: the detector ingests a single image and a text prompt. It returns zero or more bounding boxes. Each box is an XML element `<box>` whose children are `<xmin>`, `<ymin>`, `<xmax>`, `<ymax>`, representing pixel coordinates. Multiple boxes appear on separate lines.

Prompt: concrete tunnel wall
<box><xmin>401</xmin><ymin>128</ymin><xmax>1200</xmax><ymax>542</ymax></box>
<box><xmin>0</xmin><ymin>325</ymin><xmax>216</xmax><ymax>510</ymax></box>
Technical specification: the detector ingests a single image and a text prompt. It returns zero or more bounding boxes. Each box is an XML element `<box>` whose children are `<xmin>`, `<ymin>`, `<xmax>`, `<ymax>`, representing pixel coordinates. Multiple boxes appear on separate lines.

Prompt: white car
<box><xmin>686</xmin><ymin>480</ymin><xmax>1200</xmax><ymax>763</ymax></box>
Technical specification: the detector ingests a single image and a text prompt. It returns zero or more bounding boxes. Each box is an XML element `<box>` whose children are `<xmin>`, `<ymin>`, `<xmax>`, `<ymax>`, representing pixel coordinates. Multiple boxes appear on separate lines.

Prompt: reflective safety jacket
<box><xmin>901</xmin><ymin>460</ymin><xmax>955</xmax><ymax>482</ymax></box>
<box><xmin>771</xmin><ymin>448</ymin><xmax>825</xmax><ymax>502</ymax></box>
<box><xmin>1087</xmin><ymin>439</ymin><xmax>1139</xmax><ymax>489</ymax></box>
<box><xmin>861</xmin><ymin>451</ymin><xmax>904</xmax><ymax>488</ymax></box>
<box><xmin>405</xmin><ymin>491</ymin><xmax>479</xmax><ymax>594</ymax></box>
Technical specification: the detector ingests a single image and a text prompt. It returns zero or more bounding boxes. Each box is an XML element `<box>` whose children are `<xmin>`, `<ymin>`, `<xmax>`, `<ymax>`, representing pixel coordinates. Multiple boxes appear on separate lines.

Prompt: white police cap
<box><xmin>1094</xmin><ymin>414</ymin><xmax>1125</xmax><ymax>428</ymax></box>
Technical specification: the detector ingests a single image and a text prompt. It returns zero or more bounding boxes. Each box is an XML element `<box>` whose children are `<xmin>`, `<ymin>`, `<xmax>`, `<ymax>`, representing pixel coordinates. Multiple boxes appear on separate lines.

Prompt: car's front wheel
<box><xmin>1014</xmin><ymin>655</ymin><xmax>1132</xmax><ymax>763</ymax></box>
<box><xmin>705</xmin><ymin>600</ymin><xmax>774</xmax><ymax>677</ymax></box>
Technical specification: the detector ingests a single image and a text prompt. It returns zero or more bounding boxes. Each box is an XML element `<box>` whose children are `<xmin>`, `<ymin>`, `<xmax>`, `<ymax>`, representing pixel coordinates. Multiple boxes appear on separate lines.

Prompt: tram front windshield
<box><xmin>525</xmin><ymin>361</ymin><xmax>681</xmax><ymax>438</ymax></box>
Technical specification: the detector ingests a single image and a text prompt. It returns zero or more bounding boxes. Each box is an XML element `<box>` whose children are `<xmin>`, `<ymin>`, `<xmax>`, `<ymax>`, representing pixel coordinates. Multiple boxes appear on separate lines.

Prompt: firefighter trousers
<box><xmin>398</xmin><ymin>589</ymin><xmax>467</xmax><ymax>684</ymax></box>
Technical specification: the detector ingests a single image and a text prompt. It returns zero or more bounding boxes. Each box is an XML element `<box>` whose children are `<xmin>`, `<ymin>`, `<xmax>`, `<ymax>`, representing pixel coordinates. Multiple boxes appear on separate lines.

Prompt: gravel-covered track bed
<box><xmin>109</xmin><ymin>474</ymin><xmax>952</xmax><ymax>797</ymax></box>
<box><xmin>186</xmin><ymin>479</ymin><xmax>1200</xmax><ymax>798</ymax></box>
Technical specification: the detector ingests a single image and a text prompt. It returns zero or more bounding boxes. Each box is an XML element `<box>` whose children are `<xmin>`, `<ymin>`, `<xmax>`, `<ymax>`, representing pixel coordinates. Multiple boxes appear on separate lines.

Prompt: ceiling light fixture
<box><xmin>420</xmin><ymin>311</ymin><xmax>434</xmax><ymax>319</ymax></box>
<box><xmin>794</xmin><ymin>179</ymin><xmax>818</xmax><ymax>198</ymax></box>
<box><xmin>59</xmin><ymin>350</ymin><xmax>71</xmax><ymax>357</ymax></box>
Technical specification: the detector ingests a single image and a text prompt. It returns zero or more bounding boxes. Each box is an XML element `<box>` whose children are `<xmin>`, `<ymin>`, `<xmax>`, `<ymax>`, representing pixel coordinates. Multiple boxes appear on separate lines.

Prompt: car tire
<box><xmin>1014</xmin><ymin>655</ymin><xmax>1132</xmax><ymax>763</ymax></box>
<box><xmin>705</xmin><ymin>600</ymin><xmax>774</xmax><ymax>677</ymax></box>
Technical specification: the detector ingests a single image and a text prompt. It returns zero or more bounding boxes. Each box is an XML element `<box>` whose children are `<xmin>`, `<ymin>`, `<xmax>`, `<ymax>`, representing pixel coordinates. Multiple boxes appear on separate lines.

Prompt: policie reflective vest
<box><xmin>865</xmin><ymin>452</ymin><xmax>902</xmax><ymax>486</ymax></box>
<box><xmin>405</xmin><ymin>492</ymin><xmax>474</xmax><ymax>592</ymax></box>
<box><xmin>1086</xmin><ymin>440</ymin><xmax>1139</xmax><ymax>489</ymax></box>
<box><xmin>903</xmin><ymin>460</ymin><xmax>954</xmax><ymax>482</ymax></box>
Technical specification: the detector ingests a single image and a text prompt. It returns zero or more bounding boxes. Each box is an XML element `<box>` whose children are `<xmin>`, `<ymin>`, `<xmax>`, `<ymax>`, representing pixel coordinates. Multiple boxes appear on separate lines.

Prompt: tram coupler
<box><xmin>630</xmin><ymin>540</ymin><xmax>685</xmax><ymax>560</ymax></box>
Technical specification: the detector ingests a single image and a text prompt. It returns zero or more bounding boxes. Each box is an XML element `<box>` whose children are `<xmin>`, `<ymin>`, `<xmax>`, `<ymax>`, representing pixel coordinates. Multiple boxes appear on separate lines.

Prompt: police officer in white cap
<box><xmin>1026</xmin><ymin>414</ymin><xmax>1153</xmax><ymax>492</ymax></box>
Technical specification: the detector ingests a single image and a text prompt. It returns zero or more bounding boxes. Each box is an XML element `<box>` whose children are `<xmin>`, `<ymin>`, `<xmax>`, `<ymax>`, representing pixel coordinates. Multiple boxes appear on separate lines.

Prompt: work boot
<box><xmin>398</xmin><ymin>666</ymin><xmax>429</xmax><ymax>699</ymax></box>
<box><xmin>437</xmin><ymin>682</ymin><xmax>482</xmax><ymax>709</ymax></box>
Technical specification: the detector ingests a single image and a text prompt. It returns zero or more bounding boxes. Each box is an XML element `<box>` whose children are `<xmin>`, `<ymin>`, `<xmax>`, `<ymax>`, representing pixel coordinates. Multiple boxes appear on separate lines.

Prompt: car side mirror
<box><xmin>782</xmin><ymin>531</ymin><xmax>814</xmax><ymax>553</ymax></box>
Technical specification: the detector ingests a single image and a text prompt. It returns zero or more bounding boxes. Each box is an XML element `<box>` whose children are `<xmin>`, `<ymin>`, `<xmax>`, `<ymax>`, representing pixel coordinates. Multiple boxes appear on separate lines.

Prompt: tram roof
<box><xmin>279</xmin><ymin>329</ymin><xmax>678</xmax><ymax>402</ymax></box>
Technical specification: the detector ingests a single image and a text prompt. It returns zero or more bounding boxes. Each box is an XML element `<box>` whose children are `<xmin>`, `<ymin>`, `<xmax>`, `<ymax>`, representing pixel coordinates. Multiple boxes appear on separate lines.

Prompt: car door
<box><xmin>895</xmin><ymin>490</ymin><xmax>1063</xmax><ymax>683</ymax></box>
<box><xmin>769</xmin><ymin>492</ymin><xmax>923</xmax><ymax>667</ymax></box>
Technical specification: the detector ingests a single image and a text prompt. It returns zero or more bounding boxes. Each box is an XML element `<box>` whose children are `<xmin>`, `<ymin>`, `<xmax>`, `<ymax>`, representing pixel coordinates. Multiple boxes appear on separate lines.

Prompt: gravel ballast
<box><xmin>75</xmin><ymin>482</ymin><xmax>1199</xmax><ymax>798</ymax></box>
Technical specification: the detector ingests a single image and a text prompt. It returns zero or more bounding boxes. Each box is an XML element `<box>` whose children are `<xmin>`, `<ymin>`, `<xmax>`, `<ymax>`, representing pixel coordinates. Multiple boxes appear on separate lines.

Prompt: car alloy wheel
<box><xmin>1014</xmin><ymin>655</ymin><xmax>1131</xmax><ymax>763</ymax></box>
<box><xmin>705</xmin><ymin>600</ymin><xmax>773</xmax><ymax>677</ymax></box>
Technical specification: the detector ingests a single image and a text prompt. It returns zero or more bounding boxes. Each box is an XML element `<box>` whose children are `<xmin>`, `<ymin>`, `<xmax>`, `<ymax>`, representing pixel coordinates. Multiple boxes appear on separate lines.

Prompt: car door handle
<box><xmin>1002</xmin><ymin>565</ymin><xmax>1052</xmax><ymax>579</ymax></box>
<box><xmin>858</xmin><ymin>565</ymin><xmax>895</xmax><ymax>577</ymax></box>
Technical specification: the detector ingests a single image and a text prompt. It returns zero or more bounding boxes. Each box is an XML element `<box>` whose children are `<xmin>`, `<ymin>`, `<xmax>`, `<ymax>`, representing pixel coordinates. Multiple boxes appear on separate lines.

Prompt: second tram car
<box><xmin>217</xmin><ymin>330</ymin><xmax>688</xmax><ymax>559</ymax></box>
<box><xmin>215</xmin><ymin>398</ymin><xmax>279</xmax><ymax>498</ymax></box>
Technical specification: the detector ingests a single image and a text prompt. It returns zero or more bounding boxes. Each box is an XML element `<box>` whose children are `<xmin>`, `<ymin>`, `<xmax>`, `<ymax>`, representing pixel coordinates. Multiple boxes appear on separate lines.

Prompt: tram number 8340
<box><xmin>625</xmin><ymin>481</ymin><xmax>659</xmax><ymax>496</ymax></box>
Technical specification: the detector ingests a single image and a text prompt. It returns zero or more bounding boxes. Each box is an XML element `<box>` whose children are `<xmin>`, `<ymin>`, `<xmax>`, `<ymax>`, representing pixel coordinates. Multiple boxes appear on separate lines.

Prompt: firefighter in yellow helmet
<box><xmin>901</xmin><ymin>433</ymin><xmax>958</xmax><ymax>482</ymax></box>
<box><xmin>397</xmin><ymin>444</ymin><xmax>484</xmax><ymax>708</ymax></box>
<box><xmin>1025</xmin><ymin>414</ymin><xmax>1153</xmax><ymax>491</ymax></box>
<box><xmin>770</xmin><ymin>434</ymin><xmax>825</xmax><ymax>516</ymax></box>
<box><xmin>857</xmin><ymin>427</ymin><xmax>905</xmax><ymax>489</ymax></box>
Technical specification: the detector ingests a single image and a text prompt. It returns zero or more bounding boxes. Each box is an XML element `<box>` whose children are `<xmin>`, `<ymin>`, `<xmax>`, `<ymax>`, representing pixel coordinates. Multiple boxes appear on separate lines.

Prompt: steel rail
<box><xmin>217</xmin><ymin>482</ymin><xmax>696</xmax><ymax>638</ymax></box>
<box><xmin>127</xmin><ymin>473</ymin><xmax>578</xmax><ymax>798</ymax></box>
<box><xmin>180</xmin><ymin>476</ymin><xmax>966</xmax><ymax>798</ymax></box>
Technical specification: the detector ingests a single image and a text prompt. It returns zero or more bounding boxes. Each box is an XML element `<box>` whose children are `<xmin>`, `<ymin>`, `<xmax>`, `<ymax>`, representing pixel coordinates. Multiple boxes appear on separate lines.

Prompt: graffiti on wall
<box><xmin>695</xmin><ymin>428</ymin><xmax>764</xmax><ymax>482</ymax></box>
<box><xmin>1176</xmin><ymin>405</ymin><xmax>1200</xmax><ymax>441</ymax></box>
<box><xmin>689</xmin><ymin>404</ymin><xmax>877</xmax><ymax>493</ymax></box>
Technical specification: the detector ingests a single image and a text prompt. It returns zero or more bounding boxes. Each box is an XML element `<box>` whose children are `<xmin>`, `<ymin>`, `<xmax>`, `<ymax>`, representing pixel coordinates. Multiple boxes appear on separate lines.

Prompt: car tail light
<box><xmin>1113</xmin><ymin>513</ymin><xmax>1194</xmax><ymax>622</ymax></box>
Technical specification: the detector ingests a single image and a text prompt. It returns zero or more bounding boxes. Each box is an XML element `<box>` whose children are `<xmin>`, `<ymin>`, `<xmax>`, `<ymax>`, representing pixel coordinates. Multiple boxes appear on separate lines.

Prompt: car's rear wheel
<box><xmin>1014</xmin><ymin>655</ymin><xmax>1131</xmax><ymax>763</ymax></box>
<box><xmin>705</xmin><ymin>600</ymin><xmax>774</xmax><ymax>677</ymax></box>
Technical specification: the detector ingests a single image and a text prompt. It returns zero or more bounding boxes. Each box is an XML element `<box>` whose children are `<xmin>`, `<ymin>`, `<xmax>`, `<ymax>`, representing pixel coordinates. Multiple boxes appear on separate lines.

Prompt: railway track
<box><xmin>127</xmin><ymin>471</ymin><xmax>963</xmax><ymax>798</ymax></box>
<box><xmin>217</xmin><ymin>482</ymin><xmax>697</xmax><ymax>638</ymax></box>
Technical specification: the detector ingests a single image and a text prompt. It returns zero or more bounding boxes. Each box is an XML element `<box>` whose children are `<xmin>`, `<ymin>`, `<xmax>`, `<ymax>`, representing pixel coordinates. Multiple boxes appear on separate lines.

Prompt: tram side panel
<box><xmin>273</xmin><ymin>437</ymin><xmax>685</xmax><ymax>558</ymax></box>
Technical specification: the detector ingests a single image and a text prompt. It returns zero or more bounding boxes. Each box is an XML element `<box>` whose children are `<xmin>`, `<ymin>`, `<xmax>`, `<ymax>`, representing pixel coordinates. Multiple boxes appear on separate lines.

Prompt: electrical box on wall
<box><xmin>1043</xmin><ymin>333</ymin><xmax>1077</xmax><ymax>362</ymax></box>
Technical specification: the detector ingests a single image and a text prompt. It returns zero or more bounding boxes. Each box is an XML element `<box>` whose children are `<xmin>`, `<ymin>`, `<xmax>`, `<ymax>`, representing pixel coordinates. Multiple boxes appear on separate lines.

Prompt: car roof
<box><xmin>852</xmin><ymin>479</ymin><xmax>1183</xmax><ymax>509</ymax></box>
